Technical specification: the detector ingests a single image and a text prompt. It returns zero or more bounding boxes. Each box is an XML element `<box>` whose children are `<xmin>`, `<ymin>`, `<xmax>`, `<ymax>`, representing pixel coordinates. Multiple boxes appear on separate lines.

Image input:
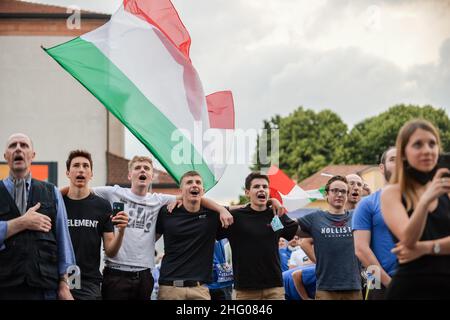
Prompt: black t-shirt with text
<box><xmin>225</xmin><ymin>205</ymin><xmax>298</xmax><ymax>289</ymax></box>
<box><xmin>156</xmin><ymin>205</ymin><xmax>225</xmax><ymax>283</ymax></box>
<box><xmin>64</xmin><ymin>194</ymin><xmax>113</xmax><ymax>283</ymax></box>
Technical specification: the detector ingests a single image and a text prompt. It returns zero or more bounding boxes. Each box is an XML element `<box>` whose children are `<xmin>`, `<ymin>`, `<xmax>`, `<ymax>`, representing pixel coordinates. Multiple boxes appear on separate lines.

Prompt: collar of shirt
<box><xmin>3</xmin><ymin>174</ymin><xmax>32</xmax><ymax>196</ymax></box>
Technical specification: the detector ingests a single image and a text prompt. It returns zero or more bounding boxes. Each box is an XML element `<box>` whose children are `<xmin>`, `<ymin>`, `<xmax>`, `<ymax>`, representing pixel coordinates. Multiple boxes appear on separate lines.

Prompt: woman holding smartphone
<box><xmin>381</xmin><ymin>119</ymin><xmax>450</xmax><ymax>299</ymax></box>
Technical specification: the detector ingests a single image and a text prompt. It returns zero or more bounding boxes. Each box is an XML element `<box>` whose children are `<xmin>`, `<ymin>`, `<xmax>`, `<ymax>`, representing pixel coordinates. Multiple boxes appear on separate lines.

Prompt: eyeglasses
<box><xmin>328</xmin><ymin>188</ymin><xmax>348</xmax><ymax>195</ymax></box>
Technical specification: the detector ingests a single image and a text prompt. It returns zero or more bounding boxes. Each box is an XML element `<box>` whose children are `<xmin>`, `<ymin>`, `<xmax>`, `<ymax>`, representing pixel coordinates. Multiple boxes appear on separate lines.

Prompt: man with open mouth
<box><xmin>222</xmin><ymin>172</ymin><xmax>299</xmax><ymax>300</ymax></box>
<box><xmin>155</xmin><ymin>171</ymin><xmax>228</xmax><ymax>300</ymax></box>
<box><xmin>91</xmin><ymin>156</ymin><xmax>233</xmax><ymax>300</ymax></box>
<box><xmin>0</xmin><ymin>133</ymin><xmax>75</xmax><ymax>300</ymax></box>
<box><xmin>345</xmin><ymin>174</ymin><xmax>364</xmax><ymax>211</ymax></box>
<box><xmin>63</xmin><ymin>150</ymin><xmax>129</xmax><ymax>300</ymax></box>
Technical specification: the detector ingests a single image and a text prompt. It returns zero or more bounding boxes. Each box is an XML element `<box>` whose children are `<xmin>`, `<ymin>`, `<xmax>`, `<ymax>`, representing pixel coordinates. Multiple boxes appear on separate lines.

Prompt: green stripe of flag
<box><xmin>44</xmin><ymin>37</ymin><xmax>216</xmax><ymax>190</ymax></box>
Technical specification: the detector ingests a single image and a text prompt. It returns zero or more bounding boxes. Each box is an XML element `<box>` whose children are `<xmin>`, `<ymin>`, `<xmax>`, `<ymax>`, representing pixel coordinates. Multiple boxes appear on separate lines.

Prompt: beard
<box><xmin>384</xmin><ymin>169</ymin><xmax>392</xmax><ymax>183</ymax></box>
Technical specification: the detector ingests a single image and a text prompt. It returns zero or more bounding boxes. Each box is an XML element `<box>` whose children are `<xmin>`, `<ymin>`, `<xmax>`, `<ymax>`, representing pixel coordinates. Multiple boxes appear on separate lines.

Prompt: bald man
<box><xmin>0</xmin><ymin>133</ymin><xmax>75</xmax><ymax>300</ymax></box>
<box><xmin>345</xmin><ymin>174</ymin><xmax>363</xmax><ymax>211</ymax></box>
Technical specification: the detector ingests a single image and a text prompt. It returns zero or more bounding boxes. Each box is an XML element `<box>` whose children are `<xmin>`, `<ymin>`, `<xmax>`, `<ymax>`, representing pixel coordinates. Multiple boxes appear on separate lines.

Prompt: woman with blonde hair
<box><xmin>381</xmin><ymin>119</ymin><xmax>450</xmax><ymax>299</ymax></box>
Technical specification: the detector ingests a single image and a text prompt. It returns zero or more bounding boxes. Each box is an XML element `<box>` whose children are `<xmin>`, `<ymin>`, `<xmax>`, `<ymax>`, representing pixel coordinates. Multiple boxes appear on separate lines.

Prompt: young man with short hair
<box><xmin>156</xmin><ymin>171</ymin><xmax>226</xmax><ymax>300</ymax></box>
<box><xmin>225</xmin><ymin>172</ymin><xmax>298</xmax><ymax>300</ymax></box>
<box><xmin>297</xmin><ymin>175</ymin><xmax>362</xmax><ymax>300</ymax></box>
<box><xmin>63</xmin><ymin>150</ymin><xmax>128</xmax><ymax>300</ymax></box>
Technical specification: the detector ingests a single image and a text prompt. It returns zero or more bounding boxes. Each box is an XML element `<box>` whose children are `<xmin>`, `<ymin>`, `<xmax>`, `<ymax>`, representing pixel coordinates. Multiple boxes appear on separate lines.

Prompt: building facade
<box><xmin>0</xmin><ymin>0</ymin><xmax>178</xmax><ymax>193</ymax></box>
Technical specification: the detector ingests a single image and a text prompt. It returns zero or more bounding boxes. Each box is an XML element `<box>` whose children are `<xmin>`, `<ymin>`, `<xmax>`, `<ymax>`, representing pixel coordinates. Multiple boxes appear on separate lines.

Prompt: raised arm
<box><xmin>381</xmin><ymin>170</ymin><xmax>450</xmax><ymax>247</ymax></box>
<box><xmin>200</xmin><ymin>197</ymin><xmax>233</xmax><ymax>228</ymax></box>
<box><xmin>227</xmin><ymin>198</ymin><xmax>286</xmax><ymax>216</ymax></box>
<box><xmin>103</xmin><ymin>211</ymin><xmax>128</xmax><ymax>258</ymax></box>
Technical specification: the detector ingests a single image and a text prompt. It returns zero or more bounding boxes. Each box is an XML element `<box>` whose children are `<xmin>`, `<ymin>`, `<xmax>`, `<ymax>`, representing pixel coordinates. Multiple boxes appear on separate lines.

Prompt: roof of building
<box><xmin>0</xmin><ymin>0</ymin><xmax>110</xmax><ymax>36</ymax></box>
<box><xmin>1</xmin><ymin>0</ymin><xmax>109</xmax><ymax>15</ymax></box>
<box><xmin>298</xmin><ymin>164</ymin><xmax>376</xmax><ymax>190</ymax></box>
<box><xmin>107</xmin><ymin>152</ymin><xmax>178</xmax><ymax>188</ymax></box>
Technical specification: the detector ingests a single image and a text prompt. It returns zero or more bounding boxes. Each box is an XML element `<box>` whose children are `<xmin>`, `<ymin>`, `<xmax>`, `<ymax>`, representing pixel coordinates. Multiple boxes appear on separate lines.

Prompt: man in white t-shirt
<box><xmin>93</xmin><ymin>156</ymin><xmax>232</xmax><ymax>300</ymax></box>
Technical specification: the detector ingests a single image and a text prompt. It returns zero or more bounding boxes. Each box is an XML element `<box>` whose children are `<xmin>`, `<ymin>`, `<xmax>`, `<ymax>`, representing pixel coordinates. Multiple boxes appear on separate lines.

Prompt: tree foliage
<box><xmin>253</xmin><ymin>107</ymin><xmax>348</xmax><ymax>181</ymax></box>
<box><xmin>340</xmin><ymin>104</ymin><xmax>450</xmax><ymax>164</ymax></box>
<box><xmin>252</xmin><ymin>104</ymin><xmax>450</xmax><ymax>181</ymax></box>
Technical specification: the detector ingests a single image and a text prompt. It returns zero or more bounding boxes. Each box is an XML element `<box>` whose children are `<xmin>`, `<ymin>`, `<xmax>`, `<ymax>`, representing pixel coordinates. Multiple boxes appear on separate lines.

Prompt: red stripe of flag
<box><xmin>206</xmin><ymin>91</ymin><xmax>235</xmax><ymax>129</ymax></box>
<box><xmin>123</xmin><ymin>0</ymin><xmax>191</xmax><ymax>61</ymax></box>
<box><xmin>267</xmin><ymin>165</ymin><xmax>296</xmax><ymax>195</ymax></box>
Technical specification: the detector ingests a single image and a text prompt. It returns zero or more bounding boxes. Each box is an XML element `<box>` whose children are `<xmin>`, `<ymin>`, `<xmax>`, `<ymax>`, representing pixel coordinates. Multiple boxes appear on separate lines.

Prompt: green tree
<box><xmin>234</xmin><ymin>194</ymin><xmax>248</xmax><ymax>205</ymax></box>
<box><xmin>250</xmin><ymin>104</ymin><xmax>450</xmax><ymax>190</ymax></box>
<box><xmin>251</xmin><ymin>115</ymin><xmax>281</xmax><ymax>172</ymax></box>
<box><xmin>252</xmin><ymin>107</ymin><xmax>348</xmax><ymax>181</ymax></box>
<box><xmin>340</xmin><ymin>104</ymin><xmax>450</xmax><ymax>164</ymax></box>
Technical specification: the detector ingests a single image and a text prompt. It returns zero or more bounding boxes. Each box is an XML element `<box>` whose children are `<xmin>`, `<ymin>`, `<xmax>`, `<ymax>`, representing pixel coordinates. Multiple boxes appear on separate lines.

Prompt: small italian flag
<box><xmin>44</xmin><ymin>0</ymin><xmax>234</xmax><ymax>191</ymax></box>
<box><xmin>268</xmin><ymin>165</ymin><xmax>325</xmax><ymax>212</ymax></box>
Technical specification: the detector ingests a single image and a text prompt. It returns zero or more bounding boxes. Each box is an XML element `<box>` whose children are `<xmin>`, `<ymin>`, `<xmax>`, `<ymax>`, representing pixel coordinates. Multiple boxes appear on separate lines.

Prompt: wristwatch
<box><xmin>432</xmin><ymin>241</ymin><xmax>441</xmax><ymax>255</ymax></box>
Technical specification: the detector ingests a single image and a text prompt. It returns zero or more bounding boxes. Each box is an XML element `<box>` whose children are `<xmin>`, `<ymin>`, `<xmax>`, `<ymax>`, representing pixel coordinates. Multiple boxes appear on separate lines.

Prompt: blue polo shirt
<box><xmin>352</xmin><ymin>190</ymin><xmax>397</xmax><ymax>276</ymax></box>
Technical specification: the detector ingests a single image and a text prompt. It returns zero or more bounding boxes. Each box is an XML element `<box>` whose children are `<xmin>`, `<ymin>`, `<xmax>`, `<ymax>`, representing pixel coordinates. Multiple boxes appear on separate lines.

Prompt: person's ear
<box><xmin>325</xmin><ymin>192</ymin><xmax>330</xmax><ymax>203</ymax></box>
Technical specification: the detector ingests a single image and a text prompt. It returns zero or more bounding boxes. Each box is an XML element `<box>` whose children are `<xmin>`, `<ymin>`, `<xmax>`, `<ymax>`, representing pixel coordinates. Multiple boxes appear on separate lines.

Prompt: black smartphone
<box><xmin>438</xmin><ymin>153</ymin><xmax>450</xmax><ymax>177</ymax></box>
<box><xmin>112</xmin><ymin>202</ymin><xmax>124</xmax><ymax>224</ymax></box>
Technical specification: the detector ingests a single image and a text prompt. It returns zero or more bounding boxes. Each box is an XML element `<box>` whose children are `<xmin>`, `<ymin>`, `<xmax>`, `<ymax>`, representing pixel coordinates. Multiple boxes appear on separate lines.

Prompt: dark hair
<box><xmin>66</xmin><ymin>150</ymin><xmax>93</xmax><ymax>171</ymax></box>
<box><xmin>180</xmin><ymin>171</ymin><xmax>202</xmax><ymax>184</ymax></box>
<box><xmin>245</xmin><ymin>172</ymin><xmax>269</xmax><ymax>190</ymax></box>
<box><xmin>380</xmin><ymin>146</ymin><xmax>396</xmax><ymax>166</ymax></box>
<box><xmin>325</xmin><ymin>175</ymin><xmax>348</xmax><ymax>192</ymax></box>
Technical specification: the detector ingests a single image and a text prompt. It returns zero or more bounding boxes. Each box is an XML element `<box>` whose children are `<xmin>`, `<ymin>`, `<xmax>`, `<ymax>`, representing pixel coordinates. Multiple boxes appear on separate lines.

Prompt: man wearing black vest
<box><xmin>0</xmin><ymin>133</ymin><xmax>75</xmax><ymax>299</ymax></box>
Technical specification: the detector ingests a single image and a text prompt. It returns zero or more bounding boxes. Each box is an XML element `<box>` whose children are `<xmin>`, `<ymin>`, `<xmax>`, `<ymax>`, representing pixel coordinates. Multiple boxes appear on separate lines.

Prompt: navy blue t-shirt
<box><xmin>298</xmin><ymin>210</ymin><xmax>361</xmax><ymax>291</ymax></box>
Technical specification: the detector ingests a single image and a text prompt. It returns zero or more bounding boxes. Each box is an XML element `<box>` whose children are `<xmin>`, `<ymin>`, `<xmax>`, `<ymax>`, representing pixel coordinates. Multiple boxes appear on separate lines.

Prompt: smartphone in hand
<box><xmin>112</xmin><ymin>202</ymin><xmax>124</xmax><ymax>225</ymax></box>
<box><xmin>438</xmin><ymin>153</ymin><xmax>450</xmax><ymax>178</ymax></box>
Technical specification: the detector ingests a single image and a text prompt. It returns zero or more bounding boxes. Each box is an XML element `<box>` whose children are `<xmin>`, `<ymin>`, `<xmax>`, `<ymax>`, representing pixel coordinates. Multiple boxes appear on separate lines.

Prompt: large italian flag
<box><xmin>44</xmin><ymin>0</ymin><xmax>234</xmax><ymax>191</ymax></box>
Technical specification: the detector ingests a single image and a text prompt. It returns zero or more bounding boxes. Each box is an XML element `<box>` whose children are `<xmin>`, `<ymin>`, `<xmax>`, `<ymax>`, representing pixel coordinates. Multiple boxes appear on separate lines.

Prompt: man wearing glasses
<box><xmin>296</xmin><ymin>175</ymin><xmax>362</xmax><ymax>300</ymax></box>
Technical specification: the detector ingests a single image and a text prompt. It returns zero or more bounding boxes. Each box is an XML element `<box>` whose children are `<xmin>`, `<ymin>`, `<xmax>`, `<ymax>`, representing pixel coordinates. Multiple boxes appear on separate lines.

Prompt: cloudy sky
<box><xmin>26</xmin><ymin>0</ymin><xmax>450</xmax><ymax>203</ymax></box>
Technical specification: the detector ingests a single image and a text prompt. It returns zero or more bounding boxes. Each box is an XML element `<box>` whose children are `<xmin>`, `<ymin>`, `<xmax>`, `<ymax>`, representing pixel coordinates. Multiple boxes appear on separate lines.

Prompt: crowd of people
<box><xmin>0</xmin><ymin>118</ymin><xmax>449</xmax><ymax>300</ymax></box>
